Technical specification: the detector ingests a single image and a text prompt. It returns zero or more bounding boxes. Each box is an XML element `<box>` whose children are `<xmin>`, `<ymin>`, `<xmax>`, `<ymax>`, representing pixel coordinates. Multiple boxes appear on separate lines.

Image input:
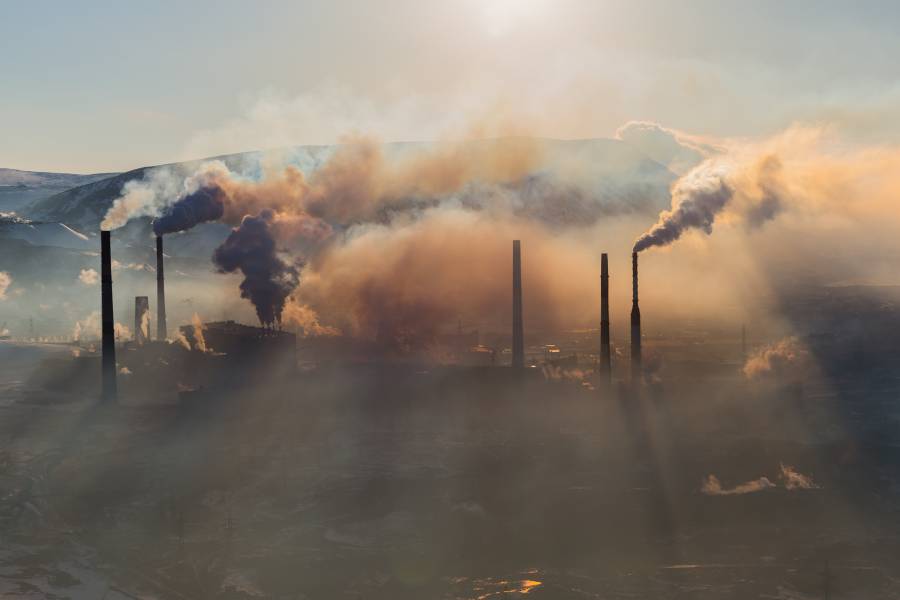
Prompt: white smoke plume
<box><xmin>72</xmin><ymin>311</ymin><xmax>100</xmax><ymax>341</ymax></box>
<box><xmin>633</xmin><ymin>160</ymin><xmax>734</xmax><ymax>253</ymax></box>
<box><xmin>78</xmin><ymin>268</ymin><xmax>99</xmax><ymax>285</ymax></box>
<box><xmin>114</xmin><ymin>322</ymin><xmax>131</xmax><ymax>340</ymax></box>
<box><xmin>139</xmin><ymin>309</ymin><xmax>150</xmax><ymax>341</ymax></box>
<box><xmin>169</xmin><ymin>331</ymin><xmax>192</xmax><ymax>351</ymax></box>
<box><xmin>0</xmin><ymin>271</ymin><xmax>11</xmax><ymax>300</ymax></box>
<box><xmin>73</xmin><ymin>312</ymin><xmax>130</xmax><ymax>341</ymax></box>
<box><xmin>100</xmin><ymin>166</ymin><xmax>184</xmax><ymax>230</ymax></box>
<box><xmin>743</xmin><ymin>337</ymin><xmax>807</xmax><ymax>379</ymax></box>
<box><xmin>191</xmin><ymin>313</ymin><xmax>209</xmax><ymax>353</ymax></box>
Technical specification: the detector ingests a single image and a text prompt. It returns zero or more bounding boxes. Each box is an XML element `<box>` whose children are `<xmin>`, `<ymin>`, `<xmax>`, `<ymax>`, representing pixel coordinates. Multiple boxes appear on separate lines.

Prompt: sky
<box><xmin>2</xmin><ymin>0</ymin><xmax>900</xmax><ymax>173</ymax></box>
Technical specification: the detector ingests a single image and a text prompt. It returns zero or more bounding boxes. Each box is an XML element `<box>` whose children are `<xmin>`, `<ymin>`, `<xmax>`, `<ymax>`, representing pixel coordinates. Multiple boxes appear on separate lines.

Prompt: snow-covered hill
<box><xmin>0</xmin><ymin>168</ymin><xmax>117</xmax><ymax>214</ymax></box>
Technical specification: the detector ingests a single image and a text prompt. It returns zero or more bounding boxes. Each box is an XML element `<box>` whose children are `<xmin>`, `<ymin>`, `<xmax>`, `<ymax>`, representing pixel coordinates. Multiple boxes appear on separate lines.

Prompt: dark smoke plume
<box><xmin>212</xmin><ymin>210</ymin><xmax>299</xmax><ymax>326</ymax></box>
<box><xmin>153</xmin><ymin>185</ymin><xmax>226</xmax><ymax>235</ymax></box>
<box><xmin>633</xmin><ymin>163</ymin><xmax>733</xmax><ymax>252</ymax></box>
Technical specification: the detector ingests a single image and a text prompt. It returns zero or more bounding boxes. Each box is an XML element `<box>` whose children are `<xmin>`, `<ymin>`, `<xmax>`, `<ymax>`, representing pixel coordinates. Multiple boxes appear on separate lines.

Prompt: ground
<box><xmin>1</xmin><ymin>341</ymin><xmax>900</xmax><ymax>598</ymax></box>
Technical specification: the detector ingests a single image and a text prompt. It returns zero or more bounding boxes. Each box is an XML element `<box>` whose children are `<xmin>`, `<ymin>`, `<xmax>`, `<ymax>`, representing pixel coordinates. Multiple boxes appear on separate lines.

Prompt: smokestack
<box><xmin>630</xmin><ymin>252</ymin><xmax>642</xmax><ymax>384</ymax></box>
<box><xmin>134</xmin><ymin>296</ymin><xmax>149</xmax><ymax>346</ymax></box>
<box><xmin>600</xmin><ymin>253</ymin><xmax>611</xmax><ymax>384</ymax></box>
<box><xmin>156</xmin><ymin>235</ymin><xmax>167</xmax><ymax>340</ymax></box>
<box><xmin>512</xmin><ymin>240</ymin><xmax>524</xmax><ymax>369</ymax></box>
<box><xmin>100</xmin><ymin>230</ymin><xmax>117</xmax><ymax>402</ymax></box>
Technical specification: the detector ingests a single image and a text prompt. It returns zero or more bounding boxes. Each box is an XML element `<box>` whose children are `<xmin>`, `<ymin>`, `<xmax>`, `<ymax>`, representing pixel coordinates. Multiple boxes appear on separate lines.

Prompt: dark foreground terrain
<box><xmin>1</xmin><ymin>341</ymin><xmax>900</xmax><ymax>599</ymax></box>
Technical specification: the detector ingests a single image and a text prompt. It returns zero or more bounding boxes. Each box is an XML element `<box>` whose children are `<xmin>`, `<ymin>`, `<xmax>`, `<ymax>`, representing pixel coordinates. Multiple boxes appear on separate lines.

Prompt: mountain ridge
<box><xmin>25</xmin><ymin>137</ymin><xmax>680</xmax><ymax>232</ymax></box>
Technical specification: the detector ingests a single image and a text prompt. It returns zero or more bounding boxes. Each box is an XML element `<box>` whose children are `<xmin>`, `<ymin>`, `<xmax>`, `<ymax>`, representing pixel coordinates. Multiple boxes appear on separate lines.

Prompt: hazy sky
<box><xmin>3</xmin><ymin>0</ymin><xmax>900</xmax><ymax>173</ymax></box>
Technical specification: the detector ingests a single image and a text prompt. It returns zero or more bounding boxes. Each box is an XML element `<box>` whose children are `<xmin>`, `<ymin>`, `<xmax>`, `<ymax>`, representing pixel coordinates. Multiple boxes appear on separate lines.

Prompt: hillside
<box><xmin>0</xmin><ymin>168</ymin><xmax>117</xmax><ymax>214</ymax></box>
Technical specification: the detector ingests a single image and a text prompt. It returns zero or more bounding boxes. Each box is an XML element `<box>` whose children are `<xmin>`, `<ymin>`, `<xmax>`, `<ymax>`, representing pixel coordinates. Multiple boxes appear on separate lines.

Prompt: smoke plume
<box><xmin>153</xmin><ymin>185</ymin><xmax>226</xmax><ymax>235</ymax></box>
<box><xmin>282</xmin><ymin>298</ymin><xmax>341</xmax><ymax>337</ymax></box>
<box><xmin>191</xmin><ymin>313</ymin><xmax>210</xmax><ymax>353</ymax></box>
<box><xmin>779</xmin><ymin>464</ymin><xmax>819</xmax><ymax>490</ymax></box>
<box><xmin>0</xmin><ymin>271</ymin><xmax>10</xmax><ymax>300</ymax></box>
<box><xmin>72</xmin><ymin>311</ymin><xmax>100</xmax><ymax>341</ymax></box>
<box><xmin>293</xmin><ymin>209</ymin><xmax>597</xmax><ymax>351</ymax></box>
<box><xmin>700</xmin><ymin>474</ymin><xmax>775</xmax><ymax>496</ymax></box>
<box><xmin>213</xmin><ymin>210</ymin><xmax>299</xmax><ymax>327</ymax></box>
<box><xmin>633</xmin><ymin>161</ymin><xmax>734</xmax><ymax>252</ymax></box>
<box><xmin>743</xmin><ymin>337</ymin><xmax>807</xmax><ymax>379</ymax></box>
<box><xmin>139</xmin><ymin>309</ymin><xmax>150</xmax><ymax>341</ymax></box>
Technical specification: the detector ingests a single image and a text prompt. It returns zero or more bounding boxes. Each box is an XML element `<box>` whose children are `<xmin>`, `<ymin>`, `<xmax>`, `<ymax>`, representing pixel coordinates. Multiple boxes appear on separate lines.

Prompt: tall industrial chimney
<box><xmin>134</xmin><ymin>296</ymin><xmax>150</xmax><ymax>346</ymax></box>
<box><xmin>100</xmin><ymin>230</ymin><xmax>117</xmax><ymax>402</ymax></box>
<box><xmin>512</xmin><ymin>240</ymin><xmax>524</xmax><ymax>369</ymax></box>
<box><xmin>156</xmin><ymin>235</ymin><xmax>167</xmax><ymax>340</ymax></box>
<box><xmin>600</xmin><ymin>253</ymin><xmax>611</xmax><ymax>384</ymax></box>
<box><xmin>630</xmin><ymin>251</ymin><xmax>642</xmax><ymax>384</ymax></box>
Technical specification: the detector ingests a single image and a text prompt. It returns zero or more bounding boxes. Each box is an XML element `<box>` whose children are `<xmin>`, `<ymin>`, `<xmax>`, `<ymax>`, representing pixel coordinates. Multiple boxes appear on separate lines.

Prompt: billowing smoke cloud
<box><xmin>101</xmin><ymin>167</ymin><xmax>184</xmax><ymax>230</ymax></box>
<box><xmin>743</xmin><ymin>337</ymin><xmax>807</xmax><ymax>379</ymax></box>
<box><xmin>100</xmin><ymin>136</ymin><xmax>571</xmax><ymax>329</ymax></box>
<box><xmin>213</xmin><ymin>210</ymin><xmax>300</xmax><ymax>327</ymax></box>
<box><xmin>633</xmin><ymin>161</ymin><xmax>734</xmax><ymax>252</ymax></box>
<box><xmin>78</xmin><ymin>268</ymin><xmax>99</xmax><ymax>285</ymax></box>
<box><xmin>294</xmin><ymin>209</ymin><xmax>598</xmax><ymax>351</ymax></box>
<box><xmin>0</xmin><ymin>271</ymin><xmax>10</xmax><ymax>300</ymax></box>
<box><xmin>282</xmin><ymin>298</ymin><xmax>341</xmax><ymax>337</ymax></box>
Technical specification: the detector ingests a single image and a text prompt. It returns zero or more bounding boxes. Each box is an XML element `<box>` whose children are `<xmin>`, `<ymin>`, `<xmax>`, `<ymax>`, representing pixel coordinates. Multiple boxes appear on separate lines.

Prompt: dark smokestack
<box><xmin>134</xmin><ymin>296</ymin><xmax>149</xmax><ymax>346</ymax></box>
<box><xmin>100</xmin><ymin>230</ymin><xmax>117</xmax><ymax>402</ymax></box>
<box><xmin>512</xmin><ymin>240</ymin><xmax>524</xmax><ymax>369</ymax></box>
<box><xmin>600</xmin><ymin>253</ymin><xmax>611</xmax><ymax>384</ymax></box>
<box><xmin>630</xmin><ymin>251</ymin><xmax>642</xmax><ymax>384</ymax></box>
<box><xmin>156</xmin><ymin>235</ymin><xmax>167</xmax><ymax>340</ymax></box>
